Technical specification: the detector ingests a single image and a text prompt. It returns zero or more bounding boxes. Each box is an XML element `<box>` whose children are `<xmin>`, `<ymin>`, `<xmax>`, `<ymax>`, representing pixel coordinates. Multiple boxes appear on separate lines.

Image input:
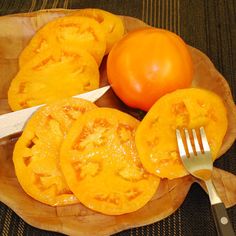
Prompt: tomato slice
<box><xmin>71</xmin><ymin>8</ymin><xmax>125</xmax><ymax>54</ymax></box>
<box><xmin>8</xmin><ymin>48</ymin><xmax>99</xmax><ymax>111</ymax></box>
<box><xmin>19</xmin><ymin>16</ymin><xmax>106</xmax><ymax>67</ymax></box>
<box><xmin>13</xmin><ymin>98</ymin><xmax>97</xmax><ymax>206</ymax></box>
<box><xmin>60</xmin><ymin>107</ymin><xmax>160</xmax><ymax>215</ymax></box>
<box><xmin>135</xmin><ymin>88</ymin><xmax>228</xmax><ymax>179</ymax></box>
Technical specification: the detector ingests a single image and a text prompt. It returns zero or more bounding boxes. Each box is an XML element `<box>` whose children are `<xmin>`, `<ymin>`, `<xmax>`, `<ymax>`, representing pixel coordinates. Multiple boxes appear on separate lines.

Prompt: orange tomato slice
<box><xmin>71</xmin><ymin>8</ymin><xmax>125</xmax><ymax>54</ymax></box>
<box><xmin>135</xmin><ymin>88</ymin><xmax>228</xmax><ymax>179</ymax></box>
<box><xmin>19</xmin><ymin>16</ymin><xmax>106</xmax><ymax>67</ymax></box>
<box><xmin>60</xmin><ymin>108</ymin><xmax>160</xmax><ymax>215</ymax></box>
<box><xmin>8</xmin><ymin>48</ymin><xmax>99</xmax><ymax>111</ymax></box>
<box><xmin>13</xmin><ymin>98</ymin><xmax>97</xmax><ymax>206</ymax></box>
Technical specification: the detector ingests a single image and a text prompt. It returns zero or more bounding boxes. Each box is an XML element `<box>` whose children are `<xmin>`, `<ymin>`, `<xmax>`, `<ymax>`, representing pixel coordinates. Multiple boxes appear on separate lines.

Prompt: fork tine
<box><xmin>200</xmin><ymin>127</ymin><xmax>211</xmax><ymax>152</ymax></box>
<box><xmin>192</xmin><ymin>129</ymin><xmax>201</xmax><ymax>155</ymax></box>
<box><xmin>184</xmin><ymin>129</ymin><xmax>195</xmax><ymax>157</ymax></box>
<box><xmin>176</xmin><ymin>129</ymin><xmax>187</xmax><ymax>158</ymax></box>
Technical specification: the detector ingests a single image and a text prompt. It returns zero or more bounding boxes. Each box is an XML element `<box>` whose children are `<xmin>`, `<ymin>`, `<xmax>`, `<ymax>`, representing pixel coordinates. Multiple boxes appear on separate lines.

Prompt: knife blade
<box><xmin>0</xmin><ymin>85</ymin><xmax>110</xmax><ymax>139</ymax></box>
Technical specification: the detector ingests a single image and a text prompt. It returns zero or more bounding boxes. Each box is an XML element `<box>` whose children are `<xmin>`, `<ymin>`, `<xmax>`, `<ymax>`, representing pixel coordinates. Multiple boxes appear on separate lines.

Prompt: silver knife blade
<box><xmin>0</xmin><ymin>85</ymin><xmax>110</xmax><ymax>139</ymax></box>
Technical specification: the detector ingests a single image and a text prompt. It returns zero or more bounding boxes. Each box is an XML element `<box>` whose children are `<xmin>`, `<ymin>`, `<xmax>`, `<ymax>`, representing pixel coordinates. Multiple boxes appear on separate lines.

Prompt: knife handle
<box><xmin>211</xmin><ymin>203</ymin><xmax>235</xmax><ymax>236</ymax></box>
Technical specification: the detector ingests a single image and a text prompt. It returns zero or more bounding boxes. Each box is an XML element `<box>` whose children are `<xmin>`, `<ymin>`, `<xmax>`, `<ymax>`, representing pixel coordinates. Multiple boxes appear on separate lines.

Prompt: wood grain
<box><xmin>0</xmin><ymin>9</ymin><xmax>235</xmax><ymax>235</ymax></box>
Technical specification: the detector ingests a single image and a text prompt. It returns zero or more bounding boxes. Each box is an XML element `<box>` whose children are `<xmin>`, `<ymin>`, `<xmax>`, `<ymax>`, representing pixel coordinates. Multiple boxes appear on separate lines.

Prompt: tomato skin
<box><xmin>107</xmin><ymin>27</ymin><xmax>194</xmax><ymax>111</ymax></box>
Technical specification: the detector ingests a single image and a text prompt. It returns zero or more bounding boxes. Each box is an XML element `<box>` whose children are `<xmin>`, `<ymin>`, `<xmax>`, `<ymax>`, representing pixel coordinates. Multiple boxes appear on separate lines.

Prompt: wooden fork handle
<box><xmin>211</xmin><ymin>202</ymin><xmax>235</xmax><ymax>236</ymax></box>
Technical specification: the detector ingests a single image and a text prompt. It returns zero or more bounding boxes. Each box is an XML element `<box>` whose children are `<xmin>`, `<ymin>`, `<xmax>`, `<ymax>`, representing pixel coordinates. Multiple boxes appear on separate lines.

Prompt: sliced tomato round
<box><xmin>13</xmin><ymin>98</ymin><xmax>97</xmax><ymax>206</ymax></box>
<box><xmin>135</xmin><ymin>88</ymin><xmax>228</xmax><ymax>179</ymax></box>
<box><xmin>60</xmin><ymin>107</ymin><xmax>160</xmax><ymax>215</ymax></box>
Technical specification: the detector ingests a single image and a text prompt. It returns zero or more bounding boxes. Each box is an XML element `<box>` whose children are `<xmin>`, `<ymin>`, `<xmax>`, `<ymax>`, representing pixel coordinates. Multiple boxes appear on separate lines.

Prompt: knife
<box><xmin>0</xmin><ymin>85</ymin><xmax>110</xmax><ymax>139</ymax></box>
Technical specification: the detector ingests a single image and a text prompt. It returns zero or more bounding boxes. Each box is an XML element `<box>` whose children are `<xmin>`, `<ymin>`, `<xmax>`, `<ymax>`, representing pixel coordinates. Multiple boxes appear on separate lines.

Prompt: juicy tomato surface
<box><xmin>60</xmin><ymin>107</ymin><xmax>160</xmax><ymax>215</ymax></box>
<box><xmin>135</xmin><ymin>88</ymin><xmax>228</xmax><ymax>179</ymax></box>
<box><xmin>13</xmin><ymin>98</ymin><xmax>97</xmax><ymax>206</ymax></box>
<box><xmin>71</xmin><ymin>8</ymin><xmax>125</xmax><ymax>54</ymax></box>
<box><xmin>107</xmin><ymin>27</ymin><xmax>194</xmax><ymax>111</ymax></box>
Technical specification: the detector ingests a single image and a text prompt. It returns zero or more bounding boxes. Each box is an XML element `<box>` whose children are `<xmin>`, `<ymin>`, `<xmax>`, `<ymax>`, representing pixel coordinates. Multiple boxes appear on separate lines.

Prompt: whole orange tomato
<box><xmin>107</xmin><ymin>28</ymin><xmax>193</xmax><ymax>111</ymax></box>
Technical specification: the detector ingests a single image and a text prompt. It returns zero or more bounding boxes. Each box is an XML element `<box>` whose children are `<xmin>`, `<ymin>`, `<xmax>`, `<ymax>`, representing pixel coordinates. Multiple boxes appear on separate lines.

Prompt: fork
<box><xmin>176</xmin><ymin>127</ymin><xmax>235</xmax><ymax>236</ymax></box>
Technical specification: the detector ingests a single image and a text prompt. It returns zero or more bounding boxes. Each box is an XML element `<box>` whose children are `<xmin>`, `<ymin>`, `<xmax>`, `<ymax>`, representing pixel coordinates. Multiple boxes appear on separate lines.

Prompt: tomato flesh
<box><xmin>60</xmin><ymin>108</ymin><xmax>160</xmax><ymax>215</ymax></box>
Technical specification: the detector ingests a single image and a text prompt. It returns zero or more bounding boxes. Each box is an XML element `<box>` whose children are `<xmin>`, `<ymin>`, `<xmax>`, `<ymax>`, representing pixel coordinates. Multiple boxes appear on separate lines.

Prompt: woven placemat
<box><xmin>0</xmin><ymin>0</ymin><xmax>235</xmax><ymax>235</ymax></box>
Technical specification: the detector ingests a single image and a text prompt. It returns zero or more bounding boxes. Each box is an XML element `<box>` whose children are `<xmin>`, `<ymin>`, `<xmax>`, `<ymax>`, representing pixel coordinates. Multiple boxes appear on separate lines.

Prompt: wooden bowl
<box><xmin>0</xmin><ymin>9</ymin><xmax>235</xmax><ymax>236</ymax></box>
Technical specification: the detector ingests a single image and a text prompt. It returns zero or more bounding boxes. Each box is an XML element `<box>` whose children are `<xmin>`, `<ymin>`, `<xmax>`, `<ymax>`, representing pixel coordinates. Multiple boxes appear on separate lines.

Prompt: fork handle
<box><xmin>211</xmin><ymin>203</ymin><xmax>235</xmax><ymax>236</ymax></box>
<box><xmin>205</xmin><ymin>180</ymin><xmax>235</xmax><ymax>236</ymax></box>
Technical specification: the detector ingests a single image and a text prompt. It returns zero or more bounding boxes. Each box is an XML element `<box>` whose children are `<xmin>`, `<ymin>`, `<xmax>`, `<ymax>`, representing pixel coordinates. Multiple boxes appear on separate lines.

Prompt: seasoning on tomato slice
<box><xmin>60</xmin><ymin>107</ymin><xmax>160</xmax><ymax>215</ymax></box>
<box><xmin>13</xmin><ymin>98</ymin><xmax>97</xmax><ymax>206</ymax></box>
